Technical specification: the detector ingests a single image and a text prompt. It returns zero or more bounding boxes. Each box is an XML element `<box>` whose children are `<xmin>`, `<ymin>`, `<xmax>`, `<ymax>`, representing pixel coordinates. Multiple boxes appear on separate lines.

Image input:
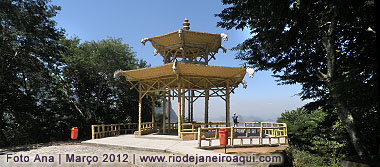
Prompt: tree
<box><xmin>0</xmin><ymin>0</ymin><xmax>65</xmax><ymax>146</ymax></box>
<box><xmin>217</xmin><ymin>0</ymin><xmax>377</xmax><ymax>156</ymax></box>
<box><xmin>278</xmin><ymin>108</ymin><xmax>347</xmax><ymax>166</ymax></box>
<box><xmin>59</xmin><ymin>37</ymin><xmax>151</xmax><ymax>138</ymax></box>
<box><xmin>0</xmin><ymin>0</ymin><xmax>152</xmax><ymax>146</ymax></box>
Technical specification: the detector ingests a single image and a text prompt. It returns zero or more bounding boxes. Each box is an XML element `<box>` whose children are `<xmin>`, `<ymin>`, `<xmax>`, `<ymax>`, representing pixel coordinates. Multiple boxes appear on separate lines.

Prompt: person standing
<box><xmin>232</xmin><ymin>113</ymin><xmax>239</xmax><ymax>127</ymax></box>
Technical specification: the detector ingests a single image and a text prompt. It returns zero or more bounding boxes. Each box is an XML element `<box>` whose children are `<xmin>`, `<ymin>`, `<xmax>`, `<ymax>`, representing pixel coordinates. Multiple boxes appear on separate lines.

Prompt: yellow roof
<box><xmin>146</xmin><ymin>30</ymin><xmax>222</xmax><ymax>58</ymax></box>
<box><xmin>121</xmin><ymin>62</ymin><xmax>246</xmax><ymax>89</ymax></box>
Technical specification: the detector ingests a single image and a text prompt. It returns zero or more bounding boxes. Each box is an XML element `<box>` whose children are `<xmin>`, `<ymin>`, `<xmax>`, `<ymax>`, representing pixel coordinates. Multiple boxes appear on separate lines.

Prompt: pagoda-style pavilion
<box><xmin>120</xmin><ymin>19</ymin><xmax>249</xmax><ymax>137</ymax></box>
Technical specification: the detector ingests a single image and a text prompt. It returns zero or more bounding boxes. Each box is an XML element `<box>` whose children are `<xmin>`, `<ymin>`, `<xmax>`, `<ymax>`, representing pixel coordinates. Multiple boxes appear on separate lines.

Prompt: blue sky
<box><xmin>52</xmin><ymin>0</ymin><xmax>309</xmax><ymax>122</ymax></box>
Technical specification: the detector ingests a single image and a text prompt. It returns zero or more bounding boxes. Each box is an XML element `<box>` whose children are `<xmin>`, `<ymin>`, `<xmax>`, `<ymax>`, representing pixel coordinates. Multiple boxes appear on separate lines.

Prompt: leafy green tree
<box><xmin>0</xmin><ymin>0</ymin><xmax>65</xmax><ymax>146</ymax></box>
<box><xmin>217</xmin><ymin>0</ymin><xmax>377</xmax><ymax>156</ymax></box>
<box><xmin>59</xmin><ymin>37</ymin><xmax>151</xmax><ymax>138</ymax></box>
<box><xmin>0</xmin><ymin>0</ymin><xmax>152</xmax><ymax>146</ymax></box>
<box><xmin>278</xmin><ymin>108</ymin><xmax>347</xmax><ymax>166</ymax></box>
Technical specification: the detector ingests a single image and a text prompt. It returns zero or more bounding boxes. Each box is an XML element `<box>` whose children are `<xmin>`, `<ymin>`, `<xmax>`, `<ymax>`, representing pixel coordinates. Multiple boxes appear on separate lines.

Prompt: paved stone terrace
<box><xmin>83</xmin><ymin>134</ymin><xmax>220</xmax><ymax>156</ymax></box>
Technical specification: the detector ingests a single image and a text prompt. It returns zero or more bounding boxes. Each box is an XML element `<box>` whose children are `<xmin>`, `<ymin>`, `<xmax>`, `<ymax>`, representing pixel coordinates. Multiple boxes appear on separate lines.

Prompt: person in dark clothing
<box><xmin>232</xmin><ymin>113</ymin><xmax>239</xmax><ymax>127</ymax></box>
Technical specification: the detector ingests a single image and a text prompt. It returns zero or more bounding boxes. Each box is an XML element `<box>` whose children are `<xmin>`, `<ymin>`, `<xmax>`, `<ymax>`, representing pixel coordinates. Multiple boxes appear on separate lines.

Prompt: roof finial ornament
<box><xmin>141</xmin><ymin>38</ymin><xmax>149</xmax><ymax>46</ymax></box>
<box><xmin>246</xmin><ymin>67</ymin><xmax>254</xmax><ymax>78</ymax></box>
<box><xmin>183</xmin><ymin>18</ymin><xmax>190</xmax><ymax>30</ymax></box>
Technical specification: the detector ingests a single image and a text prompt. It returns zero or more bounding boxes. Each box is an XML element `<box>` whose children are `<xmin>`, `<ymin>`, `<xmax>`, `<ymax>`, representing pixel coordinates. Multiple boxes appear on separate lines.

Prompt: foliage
<box><xmin>287</xmin><ymin>147</ymin><xmax>328</xmax><ymax>167</ymax></box>
<box><xmin>278</xmin><ymin>108</ymin><xmax>347</xmax><ymax>166</ymax></box>
<box><xmin>0</xmin><ymin>0</ymin><xmax>65</xmax><ymax>146</ymax></box>
<box><xmin>217</xmin><ymin>0</ymin><xmax>378</xmax><ymax>156</ymax></box>
<box><xmin>59</xmin><ymin>37</ymin><xmax>151</xmax><ymax>138</ymax></box>
<box><xmin>0</xmin><ymin>0</ymin><xmax>151</xmax><ymax>146</ymax></box>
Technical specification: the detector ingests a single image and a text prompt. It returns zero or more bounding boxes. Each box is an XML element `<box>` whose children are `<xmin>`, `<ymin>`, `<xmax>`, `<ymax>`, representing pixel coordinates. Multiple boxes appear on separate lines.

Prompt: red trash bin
<box><xmin>219</xmin><ymin>128</ymin><xmax>228</xmax><ymax>146</ymax></box>
<box><xmin>71</xmin><ymin>127</ymin><xmax>78</xmax><ymax>140</ymax></box>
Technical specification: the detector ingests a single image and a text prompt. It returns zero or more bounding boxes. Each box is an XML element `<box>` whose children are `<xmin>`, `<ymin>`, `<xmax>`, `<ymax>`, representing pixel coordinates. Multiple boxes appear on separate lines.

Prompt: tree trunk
<box><xmin>0</xmin><ymin>110</ymin><xmax>7</xmax><ymax>146</ymax></box>
<box><xmin>330</xmin><ymin>87</ymin><xmax>367</xmax><ymax>156</ymax></box>
<box><xmin>322</xmin><ymin>4</ymin><xmax>367</xmax><ymax>156</ymax></box>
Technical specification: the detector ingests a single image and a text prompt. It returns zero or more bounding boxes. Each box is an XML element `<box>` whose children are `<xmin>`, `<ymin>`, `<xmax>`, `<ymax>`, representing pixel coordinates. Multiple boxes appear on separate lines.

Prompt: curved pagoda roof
<box><xmin>122</xmin><ymin>62</ymin><xmax>245</xmax><ymax>90</ymax></box>
<box><xmin>120</xmin><ymin>18</ymin><xmax>249</xmax><ymax>92</ymax></box>
<box><xmin>141</xmin><ymin>18</ymin><xmax>228</xmax><ymax>62</ymax></box>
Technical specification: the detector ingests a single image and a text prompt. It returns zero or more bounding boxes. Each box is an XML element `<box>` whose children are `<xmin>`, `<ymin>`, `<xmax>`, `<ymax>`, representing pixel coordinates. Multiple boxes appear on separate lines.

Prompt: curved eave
<box><xmin>121</xmin><ymin>62</ymin><xmax>246</xmax><ymax>88</ymax></box>
<box><xmin>146</xmin><ymin>30</ymin><xmax>222</xmax><ymax>53</ymax></box>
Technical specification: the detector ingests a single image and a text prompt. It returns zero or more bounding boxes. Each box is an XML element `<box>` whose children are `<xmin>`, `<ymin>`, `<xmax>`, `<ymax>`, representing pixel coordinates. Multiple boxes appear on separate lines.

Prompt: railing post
<box><xmin>285</xmin><ymin>123</ymin><xmax>288</xmax><ymax>136</ymax></box>
<box><xmin>102</xmin><ymin>124</ymin><xmax>105</xmax><ymax>137</ymax></box>
<box><xmin>259</xmin><ymin>123</ymin><xmax>263</xmax><ymax>145</ymax></box>
<box><xmin>111</xmin><ymin>125</ymin><xmax>113</xmax><ymax>135</ymax></box>
<box><xmin>230</xmin><ymin>127</ymin><xmax>234</xmax><ymax>146</ymax></box>
<box><xmin>112</xmin><ymin>125</ymin><xmax>115</xmax><ymax>136</ymax></box>
<box><xmin>116</xmin><ymin>125</ymin><xmax>118</xmax><ymax>136</ymax></box>
<box><xmin>285</xmin><ymin>123</ymin><xmax>288</xmax><ymax>144</ymax></box>
<box><xmin>128</xmin><ymin>124</ymin><xmax>131</xmax><ymax>133</ymax></box>
<box><xmin>198</xmin><ymin>127</ymin><xmax>201</xmax><ymax>148</ymax></box>
<box><xmin>269</xmin><ymin>137</ymin><xmax>272</xmax><ymax>145</ymax></box>
<box><xmin>91</xmin><ymin>125</ymin><xmax>95</xmax><ymax>139</ymax></box>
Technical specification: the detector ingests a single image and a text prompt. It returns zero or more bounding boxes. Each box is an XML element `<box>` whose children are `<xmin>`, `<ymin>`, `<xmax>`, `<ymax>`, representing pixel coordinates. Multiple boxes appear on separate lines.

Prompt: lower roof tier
<box><xmin>121</xmin><ymin>62</ymin><xmax>246</xmax><ymax>90</ymax></box>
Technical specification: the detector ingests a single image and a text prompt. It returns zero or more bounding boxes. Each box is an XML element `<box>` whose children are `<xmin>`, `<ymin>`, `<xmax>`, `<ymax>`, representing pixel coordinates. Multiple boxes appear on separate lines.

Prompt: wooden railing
<box><xmin>166</xmin><ymin>122</ymin><xmax>179</xmax><ymax>130</ymax></box>
<box><xmin>91</xmin><ymin>121</ymin><xmax>288</xmax><ymax>144</ymax></box>
<box><xmin>92</xmin><ymin>122</ymin><xmax>182</xmax><ymax>139</ymax></box>
<box><xmin>119</xmin><ymin>123</ymin><xmax>138</xmax><ymax>134</ymax></box>
<box><xmin>160</xmin><ymin>122</ymin><xmax>179</xmax><ymax>132</ymax></box>
<box><xmin>181</xmin><ymin>122</ymin><xmax>227</xmax><ymax>132</ymax></box>
<box><xmin>92</xmin><ymin>123</ymin><xmax>138</xmax><ymax>139</ymax></box>
<box><xmin>170</xmin><ymin>122</ymin><xmax>178</xmax><ymax>129</ymax></box>
<box><xmin>197</xmin><ymin>122</ymin><xmax>288</xmax><ymax>148</ymax></box>
<box><xmin>137</xmin><ymin>122</ymin><xmax>158</xmax><ymax>135</ymax></box>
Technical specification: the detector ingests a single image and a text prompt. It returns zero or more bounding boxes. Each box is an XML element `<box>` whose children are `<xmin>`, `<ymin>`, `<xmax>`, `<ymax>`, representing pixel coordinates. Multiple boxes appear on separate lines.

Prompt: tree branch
<box><xmin>323</xmin><ymin>5</ymin><xmax>338</xmax><ymax>80</ymax></box>
<box><xmin>57</xmin><ymin>74</ymin><xmax>85</xmax><ymax>118</ymax></box>
<box><xmin>316</xmin><ymin>71</ymin><xmax>328</xmax><ymax>81</ymax></box>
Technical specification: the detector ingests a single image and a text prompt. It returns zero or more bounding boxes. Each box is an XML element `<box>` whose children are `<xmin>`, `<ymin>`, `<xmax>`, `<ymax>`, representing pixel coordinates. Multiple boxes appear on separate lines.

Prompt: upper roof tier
<box><xmin>141</xmin><ymin>18</ymin><xmax>228</xmax><ymax>64</ymax></box>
